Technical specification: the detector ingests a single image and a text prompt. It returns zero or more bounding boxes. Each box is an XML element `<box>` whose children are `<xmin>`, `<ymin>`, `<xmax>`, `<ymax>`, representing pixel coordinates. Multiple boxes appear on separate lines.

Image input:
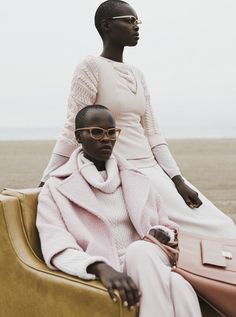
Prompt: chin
<box><xmin>127</xmin><ymin>39</ymin><xmax>139</xmax><ymax>47</ymax></box>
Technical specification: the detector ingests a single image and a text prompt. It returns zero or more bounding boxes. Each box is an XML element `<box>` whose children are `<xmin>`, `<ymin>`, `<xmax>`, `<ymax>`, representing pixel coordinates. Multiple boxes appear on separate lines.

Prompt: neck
<box><xmin>101</xmin><ymin>43</ymin><xmax>124</xmax><ymax>63</ymax></box>
<box><xmin>84</xmin><ymin>153</ymin><xmax>106</xmax><ymax>171</ymax></box>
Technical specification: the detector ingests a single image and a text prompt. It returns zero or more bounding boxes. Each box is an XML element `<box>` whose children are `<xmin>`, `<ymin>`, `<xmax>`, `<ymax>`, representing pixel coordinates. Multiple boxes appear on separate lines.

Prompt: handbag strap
<box><xmin>143</xmin><ymin>234</ymin><xmax>179</xmax><ymax>266</ymax></box>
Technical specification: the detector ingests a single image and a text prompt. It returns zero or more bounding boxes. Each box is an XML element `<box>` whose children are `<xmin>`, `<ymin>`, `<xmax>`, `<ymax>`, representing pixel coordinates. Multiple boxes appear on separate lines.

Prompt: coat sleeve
<box><xmin>52</xmin><ymin>248</ymin><xmax>109</xmax><ymax>280</ymax></box>
<box><xmin>154</xmin><ymin>191</ymin><xmax>179</xmax><ymax>232</ymax></box>
<box><xmin>36</xmin><ymin>183</ymin><xmax>87</xmax><ymax>270</ymax></box>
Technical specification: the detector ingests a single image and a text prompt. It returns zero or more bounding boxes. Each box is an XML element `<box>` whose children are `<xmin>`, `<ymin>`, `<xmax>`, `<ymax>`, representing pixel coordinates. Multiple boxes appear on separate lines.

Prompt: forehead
<box><xmin>84</xmin><ymin>109</ymin><xmax>115</xmax><ymax>127</ymax></box>
<box><xmin>111</xmin><ymin>3</ymin><xmax>138</xmax><ymax>18</ymax></box>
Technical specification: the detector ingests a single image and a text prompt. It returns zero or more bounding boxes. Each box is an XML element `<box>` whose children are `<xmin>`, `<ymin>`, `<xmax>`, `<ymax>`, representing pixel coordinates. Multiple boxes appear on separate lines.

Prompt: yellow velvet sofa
<box><xmin>0</xmin><ymin>188</ymin><xmax>222</xmax><ymax>317</ymax></box>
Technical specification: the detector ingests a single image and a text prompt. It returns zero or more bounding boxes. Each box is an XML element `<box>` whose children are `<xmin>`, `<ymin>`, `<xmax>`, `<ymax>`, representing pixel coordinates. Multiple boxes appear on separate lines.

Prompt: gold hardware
<box><xmin>222</xmin><ymin>251</ymin><xmax>233</xmax><ymax>260</ymax></box>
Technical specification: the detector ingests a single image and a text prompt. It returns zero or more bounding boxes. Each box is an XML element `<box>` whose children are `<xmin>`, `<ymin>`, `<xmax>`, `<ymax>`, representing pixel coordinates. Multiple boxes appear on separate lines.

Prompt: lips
<box><xmin>100</xmin><ymin>145</ymin><xmax>112</xmax><ymax>152</ymax></box>
<box><xmin>133</xmin><ymin>33</ymin><xmax>139</xmax><ymax>39</ymax></box>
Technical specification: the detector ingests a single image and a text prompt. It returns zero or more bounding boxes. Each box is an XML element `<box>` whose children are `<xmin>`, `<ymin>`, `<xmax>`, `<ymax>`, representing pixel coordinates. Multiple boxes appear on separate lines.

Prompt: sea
<box><xmin>0</xmin><ymin>126</ymin><xmax>236</xmax><ymax>140</ymax></box>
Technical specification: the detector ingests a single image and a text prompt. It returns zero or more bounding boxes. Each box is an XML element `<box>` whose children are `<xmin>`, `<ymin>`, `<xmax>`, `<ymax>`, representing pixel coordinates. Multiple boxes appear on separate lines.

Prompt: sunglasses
<box><xmin>109</xmin><ymin>15</ymin><xmax>142</xmax><ymax>26</ymax></box>
<box><xmin>75</xmin><ymin>127</ymin><xmax>121</xmax><ymax>140</ymax></box>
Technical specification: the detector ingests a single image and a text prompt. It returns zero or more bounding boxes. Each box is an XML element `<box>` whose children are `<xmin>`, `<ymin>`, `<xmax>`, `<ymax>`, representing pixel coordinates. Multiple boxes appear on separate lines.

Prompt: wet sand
<box><xmin>0</xmin><ymin>139</ymin><xmax>235</xmax><ymax>222</ymax></box>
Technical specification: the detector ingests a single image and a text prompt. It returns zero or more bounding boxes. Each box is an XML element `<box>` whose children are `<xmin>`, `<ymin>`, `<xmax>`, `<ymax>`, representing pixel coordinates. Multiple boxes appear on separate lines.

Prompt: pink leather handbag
<box><xmin>144</xmin><ymin>230</ymin><xmax>236</xmax><ymax>317</ymax></box>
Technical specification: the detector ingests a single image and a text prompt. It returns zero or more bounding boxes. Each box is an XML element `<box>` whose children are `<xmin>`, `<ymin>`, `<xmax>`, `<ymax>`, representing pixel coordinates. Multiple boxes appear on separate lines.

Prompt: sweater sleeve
<box><xmin>140</xmin><ymin>72</ymin><xmax>167</xmax><ymax>148</ymax></box>
<box><xmin>41</xmin><ymin>57</ymin><xmax>99</xmax><ymax>182</ymax></box>
<box><xmin>152</xmin><ymin>144</ymin><xmax>181</xmax><ymax>178</ymax></box>
<box><xmin>52</xmin><ymin>248</ymin><xmax>109</xmax><ymax>280</ymax></box>
<box><xmin>41</xmin><ymin>153</ymin><xmax>69</xmax><ymax>183</ymax></box>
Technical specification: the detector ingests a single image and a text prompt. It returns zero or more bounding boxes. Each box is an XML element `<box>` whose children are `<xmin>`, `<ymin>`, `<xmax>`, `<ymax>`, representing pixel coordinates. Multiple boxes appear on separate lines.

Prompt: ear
<box><xmin>75</xmin><ymin>131</ymin><xmax>81</xmax><ymax>143</ymax></box>
<box><xmin>101</xmin><ymin>19</ymin><xmax>110</xmax><ymax>34</ymax></box>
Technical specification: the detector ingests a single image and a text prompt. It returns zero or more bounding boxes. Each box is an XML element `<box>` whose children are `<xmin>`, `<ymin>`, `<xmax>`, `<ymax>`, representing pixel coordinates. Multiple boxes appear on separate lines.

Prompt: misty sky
<box><xmin>1</xmin><ymin>0</ymin><xmax>236</xmax><ymax>136</ymax></box>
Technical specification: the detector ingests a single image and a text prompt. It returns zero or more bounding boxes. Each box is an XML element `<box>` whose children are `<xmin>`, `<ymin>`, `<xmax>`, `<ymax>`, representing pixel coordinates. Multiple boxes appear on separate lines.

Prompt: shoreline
<box><xmin>0</xmin><ymin>139</ymin><xmax>235</xmax><ymax>223</ymax></box>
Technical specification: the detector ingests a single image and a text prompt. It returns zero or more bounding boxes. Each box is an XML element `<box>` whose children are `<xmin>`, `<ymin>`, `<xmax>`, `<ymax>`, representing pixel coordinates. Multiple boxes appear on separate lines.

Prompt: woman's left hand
<box><xmin>149</xmin><ymin>228</ymin><xmax>170</xmax><ymax>245</ymax></box>
<box><xmin>172</xmin><ymin>175</ymin><xmax>202</xmax><ymax>208</ymax></box>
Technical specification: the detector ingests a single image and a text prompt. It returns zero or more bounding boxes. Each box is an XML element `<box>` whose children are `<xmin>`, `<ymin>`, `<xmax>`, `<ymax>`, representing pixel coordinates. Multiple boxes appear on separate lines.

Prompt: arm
<box><xmin>41</xmin><ymin>57</ymin><xmax>99</xmax><ymax>183</ymax></box>
<box><xmin>140</xmin><ymin>73</ymin><xmax>202</xmax><ymax>208</ymax></box>
<box><xmin>36</xmin><ymin>184</ymin><xmax>81</xmax><ymax>268</ymax></box>
<box><xmin>148</xmin><ymin>192</ymin><xmax>178</xmax><ymax>245</ymax></box>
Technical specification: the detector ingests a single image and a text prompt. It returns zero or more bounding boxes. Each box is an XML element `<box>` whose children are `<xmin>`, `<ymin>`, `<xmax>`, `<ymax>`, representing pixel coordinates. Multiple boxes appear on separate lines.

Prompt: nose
<box><xmin>101</xmin><ymin>131</ymin><xmax>110</xmax><ymax>142</ymax></box>
<box><xmin>133</xmin><ymin>24</ymin><xmax>139</xmax><ymax>31</ymax></box>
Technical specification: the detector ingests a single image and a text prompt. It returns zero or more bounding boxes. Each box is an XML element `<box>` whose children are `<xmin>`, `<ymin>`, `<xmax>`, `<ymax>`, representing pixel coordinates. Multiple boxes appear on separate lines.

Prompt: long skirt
<box><xmin>124</xmin><ymin>240</ymin><xmax>202</xmax><ymax>317</ymax></box>
<box><xmin>139</xmin><ymin>163</ymin><xmax>236</xmax><ymax>238</ymax></box>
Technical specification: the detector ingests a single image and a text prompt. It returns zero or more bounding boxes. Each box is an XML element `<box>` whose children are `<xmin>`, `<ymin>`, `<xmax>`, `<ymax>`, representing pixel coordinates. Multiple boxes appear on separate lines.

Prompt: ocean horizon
<box><xmin>0</xmin><ymin>126</ymin><xmax>236</xmax><ymax>140</ymax></box>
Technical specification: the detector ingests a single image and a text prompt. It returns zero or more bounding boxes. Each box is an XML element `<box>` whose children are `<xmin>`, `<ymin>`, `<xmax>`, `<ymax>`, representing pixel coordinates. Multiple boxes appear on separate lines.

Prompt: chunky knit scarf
<box><xmin>77</xmin><ymin>151</ymin><xmax>121</xmax><ymax>194</ymax></box>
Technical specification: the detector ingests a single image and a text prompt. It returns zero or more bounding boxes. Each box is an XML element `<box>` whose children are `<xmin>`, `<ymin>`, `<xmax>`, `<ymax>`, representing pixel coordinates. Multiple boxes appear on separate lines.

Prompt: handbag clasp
<box><xmin>222</xmin><ymin>251</ymin><xmax>233</xmax><ymax>260</ymax></box>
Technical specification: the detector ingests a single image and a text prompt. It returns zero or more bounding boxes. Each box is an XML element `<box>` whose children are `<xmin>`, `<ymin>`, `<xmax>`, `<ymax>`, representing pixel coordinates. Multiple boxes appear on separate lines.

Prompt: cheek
<box><xmin>111</xmin><ymin>26</ymin><xmax>132</xmax><ymax>41</ymax></box>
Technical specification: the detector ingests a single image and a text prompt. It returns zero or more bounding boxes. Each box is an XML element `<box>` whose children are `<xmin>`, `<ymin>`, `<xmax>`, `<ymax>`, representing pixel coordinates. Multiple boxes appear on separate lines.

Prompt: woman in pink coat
<box><xmin>37</xmin><ymin>105</ymin><xmax>201</xmax><ymax>317</ymax></box>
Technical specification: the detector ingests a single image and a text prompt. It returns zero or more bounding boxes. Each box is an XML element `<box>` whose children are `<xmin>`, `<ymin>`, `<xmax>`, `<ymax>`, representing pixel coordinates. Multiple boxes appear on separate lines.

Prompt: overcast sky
<box><xmin>1</xmin><ymin>0</ymin><xmax>236</xmax><ymax>136</ymax></box>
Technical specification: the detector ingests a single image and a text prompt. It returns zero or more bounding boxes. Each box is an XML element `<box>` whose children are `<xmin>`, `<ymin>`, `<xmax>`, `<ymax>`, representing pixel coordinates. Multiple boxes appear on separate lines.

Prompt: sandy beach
<box><xmin>0</xmin><ymin>139</ymin><xmax>235</xmax><ymax>223</ymax></box>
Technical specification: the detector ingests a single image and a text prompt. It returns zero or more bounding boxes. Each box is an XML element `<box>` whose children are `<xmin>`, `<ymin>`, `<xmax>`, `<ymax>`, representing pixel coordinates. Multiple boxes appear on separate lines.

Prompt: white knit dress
<box><xmin>43</xmin><ymin>55</ymin><xmax>236</xmax><ymax>238</ymax></box>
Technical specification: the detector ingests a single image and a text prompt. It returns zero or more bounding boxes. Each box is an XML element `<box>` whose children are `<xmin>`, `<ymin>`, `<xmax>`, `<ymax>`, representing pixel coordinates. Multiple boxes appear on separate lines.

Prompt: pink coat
<box><xmin>36</xmin><ymin>149</ymin><xmax>178</xmax><ymax>271</ymax></box>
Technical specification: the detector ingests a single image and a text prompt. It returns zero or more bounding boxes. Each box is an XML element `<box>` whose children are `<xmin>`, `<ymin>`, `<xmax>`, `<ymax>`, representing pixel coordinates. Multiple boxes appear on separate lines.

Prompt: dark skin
<box><xmin>99</xmin><ymin>2</ymin><xmax>202</xmax><ymax>209</ymax></box>
<box><xmin>76</xmin><ymin>108</ymin><xmax>174</xmax><ymax>310</ymax></box>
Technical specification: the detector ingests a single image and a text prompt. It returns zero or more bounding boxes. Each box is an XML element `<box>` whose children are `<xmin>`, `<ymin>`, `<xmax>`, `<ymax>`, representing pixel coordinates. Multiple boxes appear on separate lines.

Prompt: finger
<box><xmin>113</xmin><ymin>280</ymin><xmax>128</xmax><ymax>307</ymax></box>
<box><xmin>191</xmin><ymin>196</ymin><xmax>202</xmax><ymax>208</ymax></box>
<box><xmin>106</xmin><ymin>283</ymin><xmax>118</xmax><ymax>303</ymax></box>
<box><xmin>128</xmin><ymin>277</ymin><xmax>141</xmax><ymax>305</ymax></box>
<box><xmin>185</xmin><ymin>198</ymin><xmax>194</xmax><ymax>208</ymax></box>
<box><xmin>122</xmin><ymin>280</ymin><xmax>136</xmax><ymax>309</ymax></box>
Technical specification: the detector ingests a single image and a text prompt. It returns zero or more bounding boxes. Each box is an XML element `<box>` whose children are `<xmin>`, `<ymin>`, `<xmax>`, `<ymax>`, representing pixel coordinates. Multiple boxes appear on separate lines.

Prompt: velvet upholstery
<box><xmin>0</xmin><ymin>188</ymin><xmax>222</xmax><ymax>317</ymax></box>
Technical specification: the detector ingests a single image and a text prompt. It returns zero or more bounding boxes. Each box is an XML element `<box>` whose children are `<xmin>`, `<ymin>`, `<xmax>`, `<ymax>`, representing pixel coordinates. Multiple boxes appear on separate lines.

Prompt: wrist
<box><xmin>172</xmin><ymin>175</ymin><xmax>184</xmax><ymax>187</ymax></box>
<box><xmin>87</xmin><ymin>262</ymin><xmax>107</xmax><ymax>277</ymax></box>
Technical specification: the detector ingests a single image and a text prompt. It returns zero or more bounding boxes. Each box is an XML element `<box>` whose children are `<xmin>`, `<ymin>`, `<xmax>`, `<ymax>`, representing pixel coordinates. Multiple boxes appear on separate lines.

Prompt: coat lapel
<box><xmin>56</xmin><ymin>170</ymin><xmax>106</xmax><ymax>222</ymax></box>
<box><xmin>120</xmin><ymin>169</ymin><xmax>151</xmax><ymax>234</ymax></box>
<box><xmin>51</xmin><ymin>148</ymin><xmax>152</xmax><ymax>233</ymax></box>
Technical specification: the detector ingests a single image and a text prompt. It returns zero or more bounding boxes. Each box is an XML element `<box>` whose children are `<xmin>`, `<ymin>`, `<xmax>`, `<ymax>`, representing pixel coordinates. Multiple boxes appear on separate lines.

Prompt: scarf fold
<box><xmin>77</xmin><ymin>151</ymin><xmax>121</xmax><ymax>194</ymax></box>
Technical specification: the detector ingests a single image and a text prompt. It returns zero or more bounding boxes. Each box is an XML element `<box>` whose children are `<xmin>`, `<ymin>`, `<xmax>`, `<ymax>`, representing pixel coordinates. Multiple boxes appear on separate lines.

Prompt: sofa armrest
<box><xmin>0</xmin><ymin>194</ymin><xmax>137</xmax><ymax>317</ymax></box>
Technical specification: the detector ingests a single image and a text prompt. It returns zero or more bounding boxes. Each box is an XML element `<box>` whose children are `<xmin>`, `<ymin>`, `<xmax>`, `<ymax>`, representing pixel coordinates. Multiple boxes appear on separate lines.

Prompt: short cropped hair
<box><xmin>94</xmin><ymin>0</ymin><xmax>129</xmax><ymax>38</ymax></box>
<box><xmin>75</xmin><ymin>104</ymin><xmax>110</xmax><ymax>130</ymax></box>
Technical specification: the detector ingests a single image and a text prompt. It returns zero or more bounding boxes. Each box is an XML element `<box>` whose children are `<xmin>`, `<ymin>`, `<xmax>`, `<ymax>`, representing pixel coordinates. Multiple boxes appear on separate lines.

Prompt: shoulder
<box><xmin>39</xmin><ymin>177</ymin><xmax>62</xmax><ymax>198</ymax></box>
<box><xmin>73</xmin><ymin>55</ymin><xmax>100</xmax><ymax>79</ymax></box>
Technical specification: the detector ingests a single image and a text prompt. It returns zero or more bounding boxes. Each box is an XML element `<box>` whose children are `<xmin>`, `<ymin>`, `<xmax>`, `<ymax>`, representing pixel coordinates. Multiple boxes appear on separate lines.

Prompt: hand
<box><xmin>172</xmin><ymin>175</ymin><xmax>202</xmax><ymax>208</ymax></box>
<box><xmin>149</xmin><ymin>228</ymin><xmax>170</xmax><ymax>245</ymax></box>
<box><xmin>87</xmin><ymin>262</ymin><xmax>141</xmax><ymax>309</ymax></box>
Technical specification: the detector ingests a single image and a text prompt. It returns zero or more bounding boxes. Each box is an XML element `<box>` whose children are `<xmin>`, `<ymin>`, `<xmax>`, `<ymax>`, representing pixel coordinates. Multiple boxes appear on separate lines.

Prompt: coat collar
<box><xmin>51</xmin><ymin>148</ymin><xmax>151</xmax><ymax>232</ymax></box>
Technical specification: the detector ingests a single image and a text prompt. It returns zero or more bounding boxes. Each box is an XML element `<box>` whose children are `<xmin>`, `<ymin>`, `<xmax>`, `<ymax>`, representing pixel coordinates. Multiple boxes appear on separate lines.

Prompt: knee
<box><xmin>126</xmin><ymin>240</ymin><xmax>146</xmax><ymax>255</ymax></box>
<box><xmin>125</xmin><ymin>240</ymin><xmax>154</xmax><ymax>263</ymax></box>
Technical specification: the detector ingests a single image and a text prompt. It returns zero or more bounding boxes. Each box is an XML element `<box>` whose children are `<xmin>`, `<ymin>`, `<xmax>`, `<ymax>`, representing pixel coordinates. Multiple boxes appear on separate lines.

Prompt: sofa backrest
<box><xmin>1</xmin><ymin>188</ymin><xmax>43</xmax><ymax>260</ymax></box>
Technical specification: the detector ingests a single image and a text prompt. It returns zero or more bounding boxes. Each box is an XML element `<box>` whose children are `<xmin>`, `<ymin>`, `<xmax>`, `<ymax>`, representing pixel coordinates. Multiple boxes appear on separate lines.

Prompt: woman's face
<box><xmin>105</xmin><ymin>4</ymin><xmax>140</xmax><ymax>47</ymax></box>
<box><xmin>76</xmin><ymin>109</ymin><xmax>117</xmax><ymax>163</ymax></box>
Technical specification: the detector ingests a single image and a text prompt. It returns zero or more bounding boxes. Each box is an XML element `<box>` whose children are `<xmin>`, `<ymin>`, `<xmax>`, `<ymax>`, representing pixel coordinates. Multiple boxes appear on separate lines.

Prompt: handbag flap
<box><xmin>177</xmin><ymin>231</ymin><xmax>236</xmax><ymax>285</ymax></box>
<box><xmin>201</xmin><ymin>240</ymin><xmax>226</xmax><ymax>267</ymax></box>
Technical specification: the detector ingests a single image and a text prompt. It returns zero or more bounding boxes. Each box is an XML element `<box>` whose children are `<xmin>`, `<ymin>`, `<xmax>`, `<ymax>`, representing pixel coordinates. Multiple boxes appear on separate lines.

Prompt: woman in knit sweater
<box><xmin>37</xmin><ymin>105</ymin><xmax>202</xmax><ymax>317</ymax></box>
<box><xmin>40</xmin><ymin>0</ymin><xmax>236</xmax><ymax>238</ymax></box>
